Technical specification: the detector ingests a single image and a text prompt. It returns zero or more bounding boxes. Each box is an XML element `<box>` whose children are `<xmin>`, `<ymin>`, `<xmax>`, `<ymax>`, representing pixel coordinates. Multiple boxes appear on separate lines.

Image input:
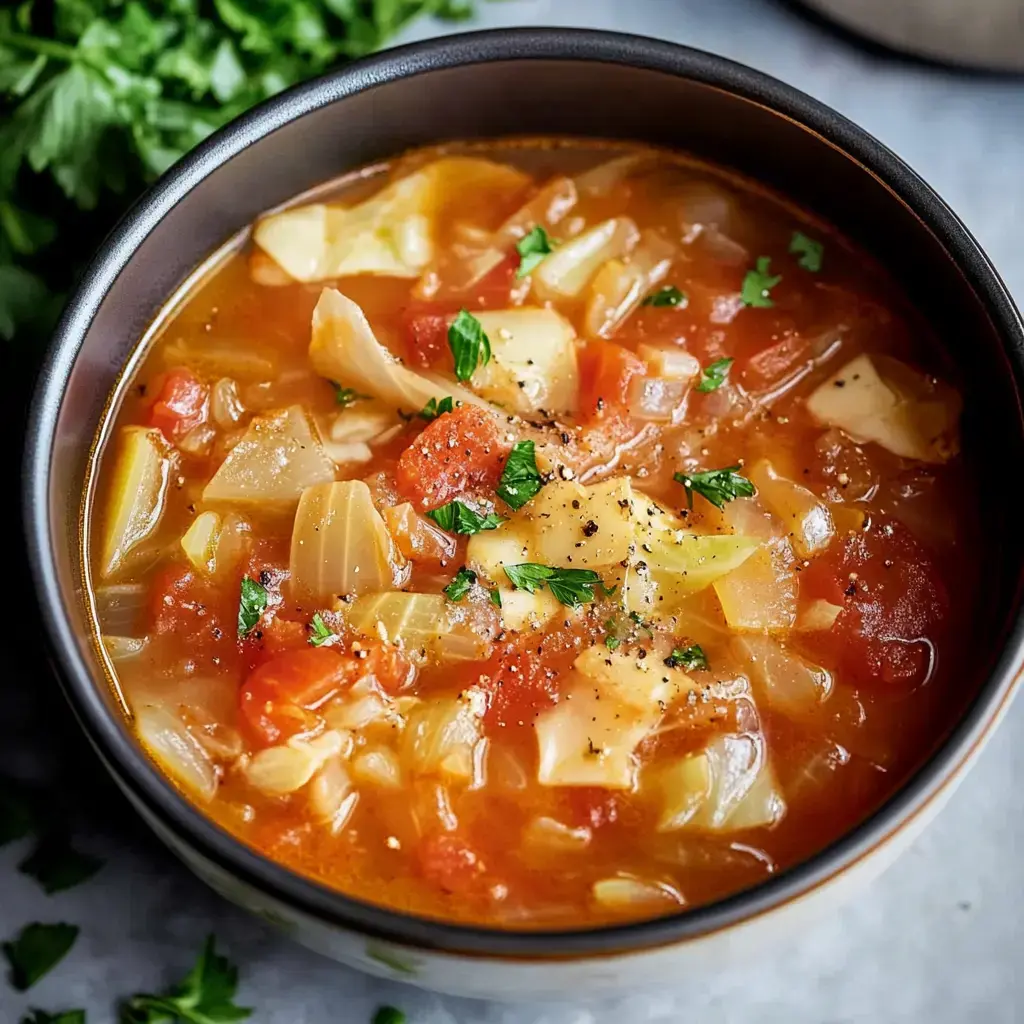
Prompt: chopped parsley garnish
<box><xmin>740</xmin><ymin>256</ymin><xmax>781</xmax><ymax>308</ymax></box>
<box><xmin>604</xmin><ymin>634</ymin><xmax>622</xmax><ymax>651</ymax></box>
<box><xmin>674</xmin><ymin>466</ymin><xmax>755</xmax><ymax>509</ymax></box>
<box><xmin>695</xmin><ymin>357</ymin><xmax>734</xmax><ymax>393</ymax></box>
<box><xmin>332</xmin><ymin>382</ymin><xmax>368</xmax><ymax>408</ymax></box>
<box><xmin>237</xmin><ymin>577</ymin><xmax>268</xmax><ymax>638</ymax></box>
<box><xmin>642</xmin><ymin>285</ymin><xmax>687</xmax><ymax>308</ymax></box>
<box><xmin>503</xmin><ymin>564</ymin><xmax>610</xmax><ymax>608</ymax></box>
<box><xmin>515</xmin><ymin>226</ymin><xmax>555</xmax><ymax>278</ymax></box>
<box><xmin>789</xmin><ymin>231</ymin><xmax>824</xmax><ymax>273</ymax></box>
<box><xmin>628</xmin><ymin>610</ymin><xmax>654</xmax><ymax>638</ymax></box>
<box><xmin>19</xmin><ymin>839</ymin><xmax>103</xmax><ymax>895</ymax></box>
<box><xmin>20</xmin><ymin>1011</ymin><xmax>86</xmax><ymax>1024</ymax></box>
<box><xmin>3</xmin><ymin>923</ymin><xmax>79</xmax><ymax>991</ymax></box>
<box><xmin>427</xmin><ymin>501</ymin><xmax>506</xmax><ymax>535</ymax></box>
<box><xmin>121</xmin><ymin>935</ymin><xmax>250</xmax><ymax>1023</ymax></box>
<box><xmin>444</xmin><ymin>567</ymin><xmax>477</xmax><ymax>602</ymax></box>
<box><xmin>497</xmin><ymin>440</ymin><xmax>544</xmax><ymax>510</ymax></box>
<box><xmin>665</xmin><ymin>644</ymin><xmax>710</xmax><ymax>671</ymax></box>
<box><xmin>489</xmin><ymin>587</ymin><xmax>503</xmax><ymax>608</ymax></box>
<box><xmin>448</xmin><ymin>309</ymin><xmax>491</xmax><ymax>382</ymax></box>
<box><xmin>308</xmin><ymin>613</ymin><xmax>334</xmax><ymax>647</ymax></box>
<box><xmin>373</xmin><ymin>1009</ymin><xmax>406</xmax><ymax>1024</ymax></box>
<box><xmin>419</xmin><ymin>396</ymin><xmax>455</xmax><ymax>421</ymax></box>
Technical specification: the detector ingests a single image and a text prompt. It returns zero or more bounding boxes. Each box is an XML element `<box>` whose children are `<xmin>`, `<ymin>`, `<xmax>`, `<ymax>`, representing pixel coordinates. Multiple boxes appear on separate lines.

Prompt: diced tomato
<box><xmin>404</xmin><ymin>309</ymin><xmax>453</xmax><ymax>370</ymax></box>
<box><xmin>801</xmin><ymin>517</ymin><xmax>947</xmax><ymax>688</ymax></box>
<box><xmin>394</xmin><ymin>405</ymin><xmax>512</xmax><ymax>510</ymax></box>
<box><xmin>561</xmin><ymin>788</ymin><xmax>640</xmax><ymax>831</ymax></box>
<box><xmin>416</xmin><ymin>832</ymin><xmax>487</xmax><ymax>895</ymax></box>
<box><xmin>238</xmin><ymin>642</ymin><xmax>413</xmax><ymax>746</ymax></box>
<box><xmin>577</xmin><ymin>340</ymin><xmax>645</xmax><ymax>419</ymax></box>
<box><xmin>147</xmin><ymin>367</ymin><xmax>208</xmax><ymax>440</ymax></box>
<box><xmin>148</xmin><ymin>563</ymin><xmax>235</xmax><ymax>666</ymax></box>
<box><xmin>256</xmin><ymin>617</ymin><xmax>309</xmax><ymax>661</ymax></box>
<box><xmin>466</xmin><ymin>250</ymin><xmax>521</xmax><ymax>309</ymax></box>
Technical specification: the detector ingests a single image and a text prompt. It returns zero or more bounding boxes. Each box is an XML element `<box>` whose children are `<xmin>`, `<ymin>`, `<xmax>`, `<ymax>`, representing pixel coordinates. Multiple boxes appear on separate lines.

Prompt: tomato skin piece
<box><xmin>417</xmin><ymin>833</ymin><xmax>487</xmax><ymax>895</ymax></box>
<box><xmin>577</xmin><ymin>340</ymin><xmax>645</xmax><ymax>419</ymax></box>
<box><xmin>148</xmin><ymin>367</ymin><xmax>208</xmax><ymax>440</ymax></box>
<box><xmin>394</xmin><ymin>405</ymin><xmax>512</xmax><ymax>510</ymax></box>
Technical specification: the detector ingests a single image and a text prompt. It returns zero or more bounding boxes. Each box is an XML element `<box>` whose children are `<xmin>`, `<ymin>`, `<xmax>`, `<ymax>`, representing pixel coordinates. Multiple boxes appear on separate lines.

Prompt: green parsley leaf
<box><xmin>20</xmin><ymin>1010</ymin><xmax>86</xmax><ymax>1024</ymax></box>
<box><xmin>0</xmin><ymin>777</ymin><xmax>37</xmax><ymax>847</ymax></box>
<box><xmin>121</xmin><ymin>935</ymin><xmax>250</xmax><ymax>1024</ymax></box>
<box><xmin>448</xmin><ymin>309</ymin><xmax>491</xmax><ymax>382</ymax></box>
<box><xmin>695</xmin><ymin>357</ymin><xmax>733</xmax><ymax>393</ymax></box>
<box><xmin>419</xmin><ymin>396</ymin><xmax>455</xmax><ymax>421</ymax></box>
<box><xmin>308</xmin><ymin>612</ymin><xmax>333</xmax><ymax>647</ymax></box>
<box><xmin>3</xmin><ymin>923</ymin><xmax>79</xmax><ymax>991</ymax></box>
<box><xmin>333</xmin><ymin>382</ymin><xmax>368</xmax><ymax>408</ymax></box>
<box><xmin>444</xmin><ymin>567</ymin><xmax>476</xmax><ymax>602</ymax></box>
<box><xmin>604</xmin><ymin>634</ymin><xmax>622</xmax><ymax>651</ymax></box>
<box><xmin>373</xmin><ymin>1008</ymin><xmax>406</xmax><ymax>1024</ymax></box>
<box><xmin>489</xmin><ymin>588</ymin><xmax>502</xmax><ymax>608</ymax></box>
<box><xmin>789</xmin><ymin>231</ymin><xmax>824</xmax><ymax>273</ymax></box>
<box><xmin>497</xmin><ymin>440</ymin><xmax>544</xmax><ymax>510</ymax></box>
<box><xmin>19</xmin><ymin>838</ymin><xmax>103</xmax><ymax>894</ymax></box>
<box><xmin>515</xmin><ymin>225</ymin><xmax>555</xmax><ymax>278</ymax></box>
<box><xmin>503</xmin><ymin>564</ymin><xmax>608</xmax><ymax>608</ymax></box>
<box><xmin>665</xmin><ymin>644</ymin><xmax>710</xmax><ymax>671</ymax></box>
<box><xmin>237</xmin><ymin>577</ymin><xmax>267</xmax><ymax>638</ymax></box>
<box><xmin>427</xmin><ymin>501</ymin><xmax>505</xmax><ymax>535</ymax></box>
<box><xmin>642</xmin><ymin>285</ymin><xmax>687</xmax><ymax>308</ymax></box>
<box><xmin>740</xmin><ymin>256</ymin><xmax>782</xmax><ymax>308</ymax></box>
<box><xmin>673</xmin><ymin>466</ymin><xmax>755</xmax><ymax>510</ymax></box>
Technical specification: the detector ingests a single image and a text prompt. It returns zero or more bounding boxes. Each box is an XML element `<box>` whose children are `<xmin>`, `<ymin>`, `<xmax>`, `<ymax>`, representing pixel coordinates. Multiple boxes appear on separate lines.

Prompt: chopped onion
<box><xmin>177</xmin><ymin>423</ymin><xmax>216</xmax><ymax>457</ymax></box>
<box><xmin>402</xmin><ymin>694</ymin><xmax>484</xmax><ymax>780</ymax></box>
<box><xmin>655</xmin><ymin>755</ymin><xmax>712</xmax><ymax>831</ymax></box>
<box><xmin>289</xmin><ymin>480</ymin><xmax>403</xmax><ymax>605</ymax></box>
<box><xmin>309</xmin><ymin>288</ymin><xmax>490</xmax><ymax>415</ymax></box>
<box><xmin>162</xmin><ymin>337</ymin><xmax>278</xmax><ymax>381</ymax></box>
<box><xmin>99</xmin><ymin>427</ymin><xmax>175</xmax><ymax>579</ymax></box>
<box><xmin>136</xmin><ymin>704</ymin><xmax>217</xmax><ymax>802</ymax></box>
<box><xmin>713</xmin><ymin>538</ymin><xmax>797</xmax><ymax>631</ymax></box>
<box><xmin>412</xmin><ymin>780</ymin><xmax>459</xmax><ymax>834</ymax></box>
<box><xmin>749</xmin><ymin>460</ymin><xmax>834</xmax><ymax>559</ymax></box>
<box><xmin>321</xmin><ymin>439</ymin><xmax>373</xmax><ymax>465</ymax></box>
<box><xmin>637</xmin><ymin>344</ymin><xmax>701</xmax><ymax>381</ymax></box>
<box><xmin>180</xmin><ymin>511</ymin><xmax>221</xmax><ymax>573</ymax></box>
<box><xmin>627</xmin><ymin>375</ymin><xmax>689</xmax><ymax>422</ymax></box>
<box><xmin>210</xmin><ymin>378</ymin><xmax>246</xmax><ymax>429</ymax></box>
<box><xmin>249</xmin><ymin>249</ymin><xmax>294</xmax><ymax>286</ymax></box>
<box><xmin>592</xmin><ymin>875</ymin><xmax>685</xmax><ymax>911</ymax></box>
<box><xmin>383</xmin><ymin>503</ymin><xmax>457</xmax><ymax>563</ymax></box>
<box><xmin>575</xmin><ymin>153</ymin><xmax>650</xmax><ymax>196</ymax></box>
<box><xmin>323</xmin><ymin>676</ymin><xmax>395</xmax><ymax>732</ymax></box>
<box><xmin>243</xmin><ymin>730</ymin><xmax>349</xmax><ymax>797</ymax></box>
<box><xmin>532</xmin><ymin>217</ymin><xmax>639</xmax><ymax>301</ymax></box>
<box><xmin>523</xmin><ymin>816</ymin><xmax>592</xmax><ymax>852</ymax></box>
<box><xmin>352</xmin><ymin>747</ymin><xmax>403</xmax><ymax>789</ymax></box>
<box><xmin>102</xmin><ymin>635</ymin><xmax>148</xmax><ymax>662</ymax></box>
<box><xmin>795</xmin><ymin>599</ymin><xmax>843</xmax><ymax>632</ymax></box>
<box><xmin>203</xmin><ymin>405</ymin><xmax>336</xmax><ymax>508</ymax></box>
<box><xmin>328</xmin><ymin>403</ymin><xmax>401</xmax><ymax>445</ymax></box>
<box><xmin>95</xmin><ymin>583</ymin><xmax>148</xmax><ymax>636</ymax></box>
<box><xmin>733</xmin><ymin>634</ymin><xmax>832</xmax><ymax>718</ymax></box>
<box><xmin>308</xmin><ymin>759</ymin><xmax>359</xmax><ymax>833</ymax></box>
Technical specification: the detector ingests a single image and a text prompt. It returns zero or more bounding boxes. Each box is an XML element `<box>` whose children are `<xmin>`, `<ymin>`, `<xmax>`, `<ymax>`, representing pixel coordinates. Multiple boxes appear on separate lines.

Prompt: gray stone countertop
<box><xmin>3</xmin><ymin>1</ymin><xmax>1023</xmax><ymax>1021</ymax></box>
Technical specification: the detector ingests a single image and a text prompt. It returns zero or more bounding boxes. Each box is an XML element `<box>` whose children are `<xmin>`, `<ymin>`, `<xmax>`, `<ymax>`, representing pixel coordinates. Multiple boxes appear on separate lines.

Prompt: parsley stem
<box><xmin>0</xmin><ymin>30</ymin><xmax>79</xmax><ymax>62</ymax></box>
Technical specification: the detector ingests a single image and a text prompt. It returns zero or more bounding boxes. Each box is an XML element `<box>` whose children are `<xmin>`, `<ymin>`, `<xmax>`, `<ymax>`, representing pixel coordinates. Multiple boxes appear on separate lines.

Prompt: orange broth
<box><xmin>87</xmin><ymin>140</ymin><xmax>980</xmax><ymax>929</ymax></box>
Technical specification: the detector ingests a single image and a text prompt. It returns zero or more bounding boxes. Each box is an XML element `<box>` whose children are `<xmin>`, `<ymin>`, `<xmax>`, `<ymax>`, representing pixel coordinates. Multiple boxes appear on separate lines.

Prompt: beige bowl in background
<box><xmin>803</xmin><ymin>0</ymin><xmax>1024</xmax><ymax>71</ymax></box>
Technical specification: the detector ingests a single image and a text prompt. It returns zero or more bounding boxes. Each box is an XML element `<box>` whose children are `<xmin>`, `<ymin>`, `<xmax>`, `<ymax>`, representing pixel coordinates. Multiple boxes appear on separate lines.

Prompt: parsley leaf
<box><xmin>674</xmin><ymin>466</ymin><xmax>755</xmax><ymax>509</ymax></box>
<box><xmin>497</xmin><ymin>440</ymin><xmax>544</xmax><ymax>510</ymax></box>
<box><xmin>427</xmin><ymin>501</ymin><xmax>505</xmax><ymax>535</ymax></box>
<box><xmin>419</xmin><ymin>396</ymin><xmax>454</xmax><ymax>421</ymax></box>
<box><xmin>642</xmin><ymin>285</ymin><xmax>687</xmax><ymax>308</ymax></box>
<box><xmin>503</xmin><ymin>564</ymin><xmax>609</xmax><ymax>608</ymax></box>
<box><xmin>665</xmin><ymin>644</ymin><xmax>710</xmax><ymax>671</ymax></box>
<box><xmin>604</xmin><ymin>634</ymin><xmax>622</xmax><ymax>651</ymax></box>
<box><xmin>333</xmin><ymin>383</ymin><xmax>368</xmax><ymax>408</ymax></box>
<box><xmin>3</xmin><ymin>923</ymin><xmax>79</xmax><ymax>991</ymax></box>
<box><xmin>515</xmin><ymin>225</ymin><xmax>555</xmax><ymax>278</ymax></box>
<box><xmin>19</xmin><ymin>838</ymin><xmax>103</xmax><ymax>894</ymax></box>
<box><xmin>237</xmin><ymin>577</ymin><xmax>267</xmax><ymax>638</ymax></box>
<box><xmin>373</xmin><ymin>1009</ymin><xmax>406</xmax><ymax>1024</ymax></box>
<box><xmin>489</xmin><ymin>587</ymin><xmax>502</xmax><ymax>608</ymax></box>
<box><xmin>695</xmin><ymin>357</ymin><xmax>733</xmax><ymax>393</ymax></box>
<box><xmin>444</xmin><ymin>567</ymin><xmax>476</xmax><ymax>602</ymax></box>
<box><xmin>308</xmin><ymin>612</ymin><xmax>334</xmax><ymax>647</ymax></box>
<box><xmin>789</xmin><ymin>231</ymin><xmax>824</xmax><ymax>273</ymax></box>
<box><xmin>121</xmin><ymin>935</ymin><xmax>250</xmax><ymax>1024</ymax></box>
<box><xmin>448</xmin><ymin>309</ymin><xmax>491</xmax><ymax>382</ymax></box>
<box><xmin>20</xmin><ymin>1011</ymin><xmax>86</xmax><ymax>1024</ymax></box>
<box><xmin>740</xmin><ymin>256</ymin><xmax>781</xmax><ymax>308</ymax></box>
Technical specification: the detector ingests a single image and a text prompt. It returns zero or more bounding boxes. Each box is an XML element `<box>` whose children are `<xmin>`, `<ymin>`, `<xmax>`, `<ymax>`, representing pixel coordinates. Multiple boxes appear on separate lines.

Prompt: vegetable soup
<box><xmin>87</xmin><ymin>141</ymin><xmax>978</xmax><ymax>929</ymax></box>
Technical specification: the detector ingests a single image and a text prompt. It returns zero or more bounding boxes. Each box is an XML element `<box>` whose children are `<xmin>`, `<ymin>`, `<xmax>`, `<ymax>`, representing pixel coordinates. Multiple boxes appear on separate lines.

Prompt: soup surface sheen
<box><xmin>89</xmin><ymin>141</ymin><xmax>978</xmax><ymax>929</ymax></box>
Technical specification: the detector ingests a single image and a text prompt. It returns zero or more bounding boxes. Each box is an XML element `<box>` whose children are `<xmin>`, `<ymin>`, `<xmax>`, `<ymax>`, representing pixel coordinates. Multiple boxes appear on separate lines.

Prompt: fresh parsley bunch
<box><xmin>0</xmin><ymin>0</ymin><xmax>474</xmax><ymax>344</ymax></box>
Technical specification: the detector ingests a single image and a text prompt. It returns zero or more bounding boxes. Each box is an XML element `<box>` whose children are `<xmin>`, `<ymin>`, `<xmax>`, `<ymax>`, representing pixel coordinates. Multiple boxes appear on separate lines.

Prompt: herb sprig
<box><xmin>665</xmin><ymin>644</ymin><xmax>709</xmax><ymax>671</ymax></box>
<box><xmin>448</xmin><ymin>309</ymin><xmax>491</xmax><ymax>382</ymax></box>
<box><xmin>695</xmin><ymin>357</ymin><xmax>733</xmax><ymax>393</ymax></box>
<box><xmin>515</xmin><ymin>226</ymin><xmax>555</xmax><ymax>278</ymax></box>
<box><xmin>236</xmin><ymin>577</ymin><xmax>267</xmax><ymax>638</ymax></box>
<box><xmin>673</xmin><ymin>466</ymin><xmax>755</xmax><ymax>509</ymax></box>
<box><xmin>427</xmin><ymin>500</ymin><xmax>505</xmax><ymax>535</ymax></box>
<box><xmin>3</xmin><ymin>923</ymin><xmax>79</xmax><ymax>991</ymax></box>
<box><xmin>503</xmin><ymin>563</ymin><xmax>612</xmax><ymax>608</ymax></box>
<box><xmin>419</xmin><ymin>396</ymin><xmax>454</xmax><ymax>421</ymax></box>
<box><xmin>789</xmin><ymin>231</ymin><xmax>824</xmax><ymax>273</ymax></box>
<box><xmin>497</xmin><ymin>440</ymin><xmax>544</xmax><ymax>510</ymax></box>
<box><xmin>740</xmin><ymin>256</ymin><xmax>781</xmax><ymax>308</ymax></box>
<box><xmin>642</xmin><ymin>285</ymin><xmax>687</xmax><ymax>308</ymax></box>
<box><xmin>444</xmin><ymin>566</ymin><xmax>477</xmax><ymax>602</ymax></box>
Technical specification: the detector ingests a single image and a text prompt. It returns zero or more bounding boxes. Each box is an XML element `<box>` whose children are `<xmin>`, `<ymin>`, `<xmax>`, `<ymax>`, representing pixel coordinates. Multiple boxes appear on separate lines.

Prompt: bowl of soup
<box><xmin>24</xmin><ymin>28</ymin><xmax>1024</xmax><ymax>1000</ymax></box>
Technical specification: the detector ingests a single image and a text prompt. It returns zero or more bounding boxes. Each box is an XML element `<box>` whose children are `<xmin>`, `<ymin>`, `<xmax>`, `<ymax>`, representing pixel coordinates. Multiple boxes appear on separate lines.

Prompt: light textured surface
<box><xmin>4</xmin><ymin>1</ymin><xmax>1023</xmax><ymax>1021</ymax></box>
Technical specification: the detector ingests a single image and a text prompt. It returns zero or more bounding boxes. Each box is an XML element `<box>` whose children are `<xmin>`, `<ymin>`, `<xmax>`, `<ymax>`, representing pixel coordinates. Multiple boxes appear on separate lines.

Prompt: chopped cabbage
<box><xmin>749</xmin><ymin>459</ymin><xmax>834</xmax><ymax>559</ymax></box>
<box><xmin>136</xmin><ymin>705</ymin><xmax>217</xmax><ymax>802</ymax></box>
<box><xmin>713</xmin><ymin>539</ymin><xmax>797</xmax><ymax>631</ymax></box>
<box><xmin>289</xmin><ymin>481</ymin><xmax>403</xmax><ymax>604</ymax></box>
<box><xmin>99</xmin><ymin>427</ymin><xmax>175</xmax><ymax>579</ymax></box>
<box><xmin>655</xmin><ymin>755</ymin><xmax>712</xmax><ymax>831</ymax></box>
<box><xmin>402</xmin><ymin>693</ymin><xmax>485</xmax><ymax>780</ymax></box>
<box><xmin>733</xmin><ymin>634</ymin><xmax>832</xmax><ymax>717</ymax></box>
<box><xmin>532</xmin><ymin>217</ymin><xmax>639</xmax><ymax>300</ymax></box>
<box><xmin>805</xmin><ymin>353</ymin><xmax>960</xmax><ymax>463</ymax></box>
<box><xmin>244</xmin><ymin>731</ymin><xmax>350</xmax><ymax>796</ymax></box>
<box><xmin>592</xmin><ymin>875</ymin><xmax>684</xmax><ymax>910</ymax></box>
<box><xmin>203</xmin><ymin>405</ymin><xmax>335</xmax><ymax>508</ymax></box>
<box><xmin>471</xmin><ymin>308</ymin><xmax>579</xmax><ymax>416</ymax></box>
<box><xmin>180</xmin><ymin>511</ymin><xmax>221</xmax><ymax>573</ymax></box>
<box><xmin>497</xmin><ymin>588</ymin><xmax>562</xmax><ymax>632</ymax></box>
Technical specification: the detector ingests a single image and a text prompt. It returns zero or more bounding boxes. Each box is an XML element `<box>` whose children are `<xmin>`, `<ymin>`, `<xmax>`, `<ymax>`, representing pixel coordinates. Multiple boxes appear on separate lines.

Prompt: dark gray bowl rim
<box><xmin>23</xmin><ymin>27</ymin><xmax>1024</xmax><ymax>959</ymax></box>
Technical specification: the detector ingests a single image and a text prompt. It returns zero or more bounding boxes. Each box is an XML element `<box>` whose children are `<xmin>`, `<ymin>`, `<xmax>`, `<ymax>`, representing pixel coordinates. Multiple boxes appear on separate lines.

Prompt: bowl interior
<box><xmin>27</xmin><ymin>30</ymin><xmax>1024</xmax><ymax>955</ymax></box>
